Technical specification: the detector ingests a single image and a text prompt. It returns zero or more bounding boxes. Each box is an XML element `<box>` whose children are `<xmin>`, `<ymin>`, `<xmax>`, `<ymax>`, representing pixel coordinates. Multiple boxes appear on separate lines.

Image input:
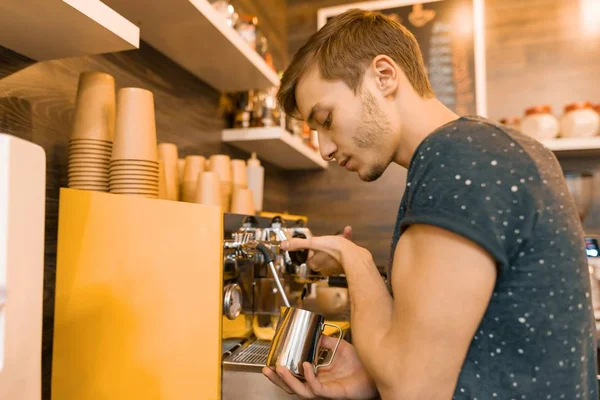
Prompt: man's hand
<box><xmin>262</xmin><ymin>336</ymin><xmax>377</xmax><ymax>399</ymax></box>
<box><xmin>294</xmin><ymin>226</ymin><xmax>353</xmax><ymax>276</ymax></box>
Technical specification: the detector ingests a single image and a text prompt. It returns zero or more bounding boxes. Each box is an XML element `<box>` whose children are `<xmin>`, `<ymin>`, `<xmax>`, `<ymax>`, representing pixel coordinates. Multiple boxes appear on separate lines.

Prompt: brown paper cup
<box><xmin>69</xmin><ymin>172</ymin><xmax>109</xmax><ymax>179</ymax></box>
<box><xmin>183</xmin><ymin>156</ymin><xmax>206</xmax><ymax>182</ymax></box>
<box><xmin>69</xmin><ymin>138</ymin><xmax>112</xmax><ymax>144</ymax></box>
<box><xmin>69</xmin><ymin>142</ymin><xmax>113</xmax><ymax>151</ymax></box>
<box><xmin>231</xmin><ymin>188</ymin><xmax>256</xmax><ymax>215</ymax></box>
<box><xmin>110</xmin><ymin>159</ymin><xmax>158</xmax><ymax>166</ymax></box>
<box><xmin>209</xmin><ymin>154</ymin><xmax>232</xmax><ymax>183</ymax></box>
<box><xmin>109</xmin><ymin>172</ymin><xmax>159</xmax><ymax>180</ymax></box>
<box><xmin>221</xmin><ymin>181</ymin><xmax>233</xmax><ymax>212</ymax></box>
<box><xmin>231</xmin><ymin>159</ymin><xmax>247</xmax><ymax>188</ymax></box>
<box><xmin>177</xmin><ymin>159</ymin><xmax>185</xmax><ymax>186</ymax></box>
<box><xmin>158</xmin><ymin>143</ymin><xmax>179</xmax><ymax>201</ymax></box>
<box><xmin>181</xmin><ymin>155</ymin><xmax>206</xmax><ymax>202</ymax></box>
<box><xmin>69</xmin><ymin>185</ymin><xmax>109</xmax><ymax>192</ymax></box>
<box><xmin>194</xmin><ymin>171</ymin><xmax>222</xmax><ymax>208</ymax></box>
<box><xmin>109</xmin><ymin>177</ymin><xmax>159</xmax><ymax>184</ymax></box>
<box><xmin>158</xmin><ymin>160</ymin><xmax>167</xmax><ymax>200</ymax></box>
<box><xmin>71</xmin><ymin>71</ymin><xmax>115</xmax><ymax>141</ymax></box>
<box><xmin>68</xmin><ymin>165</ymin><xmax>109</xmax><ymax>171</ymax></box>
<box><xmin>112</xmin><ymin>88</ymin><xmax>158</xmax><ymax>162</ymax></box>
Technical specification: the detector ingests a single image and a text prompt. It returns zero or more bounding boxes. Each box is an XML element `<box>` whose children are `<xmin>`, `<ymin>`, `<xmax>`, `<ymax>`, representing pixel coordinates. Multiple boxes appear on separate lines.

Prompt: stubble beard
<box><xmin>354</xmin><ymin>90</ymin><xmax>396</xmax><ymax>182</ymax></box>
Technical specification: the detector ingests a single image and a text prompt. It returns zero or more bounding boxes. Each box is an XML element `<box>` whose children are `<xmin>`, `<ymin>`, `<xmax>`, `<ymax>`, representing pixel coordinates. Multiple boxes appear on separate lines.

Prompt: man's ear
<box><xmin>371</xmin><ymin>55</ymin><xmax>399</xmax><ymax>98</ymax></box>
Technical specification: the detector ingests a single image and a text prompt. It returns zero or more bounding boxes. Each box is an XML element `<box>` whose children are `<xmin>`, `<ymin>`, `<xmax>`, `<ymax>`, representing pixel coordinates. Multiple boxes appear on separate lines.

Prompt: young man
<box><xmin>262</xmin><ymin>8</ymin><xmax>598</xmax><ymax>400</ymax></box>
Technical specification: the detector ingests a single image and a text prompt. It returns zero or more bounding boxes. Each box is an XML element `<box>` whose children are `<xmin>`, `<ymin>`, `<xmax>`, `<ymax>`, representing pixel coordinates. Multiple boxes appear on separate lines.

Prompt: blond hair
<box><xmin>278</xmin><ymin>8</ymin><xmax>434</xmax><ymax>117</ymax></box>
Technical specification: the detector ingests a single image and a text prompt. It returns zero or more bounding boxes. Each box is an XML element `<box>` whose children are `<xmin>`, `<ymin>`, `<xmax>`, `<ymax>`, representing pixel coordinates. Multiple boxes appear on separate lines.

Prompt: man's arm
<box><xmin>344</xmin><ymin>224</ymin><xmax>497</xmax><ymax>399</ymax></box>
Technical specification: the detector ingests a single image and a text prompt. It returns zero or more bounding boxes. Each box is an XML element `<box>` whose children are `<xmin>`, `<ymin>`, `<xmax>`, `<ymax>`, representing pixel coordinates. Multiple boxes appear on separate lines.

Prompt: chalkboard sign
<box><xmin>317</xmin><ymin>0</ymin><xmax>487</xmax><ymax>117</ymax></box>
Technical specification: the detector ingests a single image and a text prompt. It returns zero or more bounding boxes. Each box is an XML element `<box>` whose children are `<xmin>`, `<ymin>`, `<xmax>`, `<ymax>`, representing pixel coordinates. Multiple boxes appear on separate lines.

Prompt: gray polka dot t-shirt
<box><xmin>390</xmin><ymin>116</ymin><xmax>598</xmax><ymax>399</ymax></box>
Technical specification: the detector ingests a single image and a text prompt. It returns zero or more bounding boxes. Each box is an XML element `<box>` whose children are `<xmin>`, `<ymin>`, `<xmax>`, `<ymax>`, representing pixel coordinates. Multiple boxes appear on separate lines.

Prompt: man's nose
<box><xmin>318</xmin><ymin>132</ymin><xmax>337</xmax><ymax>162</ymax></box>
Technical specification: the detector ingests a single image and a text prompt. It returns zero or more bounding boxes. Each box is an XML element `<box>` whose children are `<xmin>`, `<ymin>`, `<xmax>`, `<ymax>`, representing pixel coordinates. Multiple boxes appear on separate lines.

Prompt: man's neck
<box><xmin>393</xmin><ymin>97</ymin><xmax>459</xmax><ymax>168</ymax></box>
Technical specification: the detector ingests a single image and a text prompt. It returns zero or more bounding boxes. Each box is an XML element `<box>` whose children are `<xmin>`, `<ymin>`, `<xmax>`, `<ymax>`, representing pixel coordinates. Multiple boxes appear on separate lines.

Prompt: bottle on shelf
<box><xmin>247</xmin><ymin>152</ymin><xmax>264</xmax><ymax>212</ymax></box>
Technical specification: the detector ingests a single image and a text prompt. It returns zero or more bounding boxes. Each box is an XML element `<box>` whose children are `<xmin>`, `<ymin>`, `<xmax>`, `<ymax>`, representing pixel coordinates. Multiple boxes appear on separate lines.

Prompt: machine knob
<box><xmin>288</xmin><ymin>233</ymin><xmax>309</xmax><ymax>265</ymax></box>
<box><xmin>242</xmin><ymin>216</ymin><xmax>258</xmax><ymax>228</ymax></box>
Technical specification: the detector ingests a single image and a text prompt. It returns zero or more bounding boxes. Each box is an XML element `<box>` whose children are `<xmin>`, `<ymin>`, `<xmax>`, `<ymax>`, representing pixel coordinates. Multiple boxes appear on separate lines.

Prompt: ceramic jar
<box><xmin>520</xmin><ymin>105</ymin><xmax>559</xmax><ymax>140</ymax></box>
<box><xmin>559</xmin><ymin>101</ymin><xmax>600</xmax><ymax>138</ymax></box>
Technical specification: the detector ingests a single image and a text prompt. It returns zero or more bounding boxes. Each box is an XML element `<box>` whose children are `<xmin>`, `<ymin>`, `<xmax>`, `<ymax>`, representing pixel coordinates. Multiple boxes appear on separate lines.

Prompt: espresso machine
<box><xmin>220</xmin><ymin>214</ymin><xmax>350</xmax><ymax>399</ymax></box>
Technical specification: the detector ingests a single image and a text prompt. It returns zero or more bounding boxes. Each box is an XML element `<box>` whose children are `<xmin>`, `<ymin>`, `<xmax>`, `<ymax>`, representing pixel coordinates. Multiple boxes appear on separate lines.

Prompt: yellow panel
<box><xmin>258</xmin><ymin>211</ymin><xmax>308</xmax><ymax>224</ymax></box>
<box><xmin>222</xmin><ymin>314</ymin><xmax>252</xmax><ymax>339</ymax></box>
<box><xmin>52</xmin><ymin>189</ymin><xmax>222</xmax><ymax>400</ymax></box>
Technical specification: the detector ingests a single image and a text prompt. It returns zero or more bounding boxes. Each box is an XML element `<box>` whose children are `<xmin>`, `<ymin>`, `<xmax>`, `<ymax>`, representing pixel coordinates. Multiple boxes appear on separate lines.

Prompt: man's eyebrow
<box><xmin>306</xmin><ymin>103</ymin><xmax>321</xmax><ymax>125</ymax></box>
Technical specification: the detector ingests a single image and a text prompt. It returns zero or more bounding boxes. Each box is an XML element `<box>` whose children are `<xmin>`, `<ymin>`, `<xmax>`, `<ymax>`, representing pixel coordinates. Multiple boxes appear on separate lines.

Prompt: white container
<box><xmin>559</xmin><ymin>102</ymin><xmax>600</xmax><ymax>138</ymax></box>
<box><xmin>0</xmin><ymin>134</ymin><xmax>46</xmax><ymax>400</ymax></box>
<box><xmin>520</xmin><ymin>105</ymin><xmax>559</xmax><ymax>140</ymax></box>
<box><xmin>246</xmin><ymin>152</ymin><xmax>264</xmax><ymax>212</ymax></box>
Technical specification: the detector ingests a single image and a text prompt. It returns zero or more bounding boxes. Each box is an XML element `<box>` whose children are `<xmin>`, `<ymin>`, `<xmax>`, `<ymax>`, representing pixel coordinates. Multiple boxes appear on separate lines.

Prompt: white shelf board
<box><xmin>0</xmin><ymin>0</ymin><xmax>139</xmax><ymax>60</ymax></box>
<box><xmin>541</xmin><ymin>137</ymin><xmax>600</xmax><ymax>156</ymax></box>
<box><xmin>222</xmin><ymin>127</ymin><xmax>328</xmax><ymax>170</ymax></box>
<box><xmin>102</xmin><ymin>0</ymin><xmax>280</xmax><ymax>92</ymax></box>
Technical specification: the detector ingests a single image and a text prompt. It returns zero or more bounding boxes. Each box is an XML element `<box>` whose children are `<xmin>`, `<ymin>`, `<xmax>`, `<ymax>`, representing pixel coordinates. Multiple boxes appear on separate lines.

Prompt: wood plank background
<box><xmin>0</xmin><ymin>2</ymin><xmax>289</xmax><ymax>395</ymax></box>
<box><xmin>287</xmin><ymin>0</ymin><xmax>600</xmax><ymax>268</ymax></box>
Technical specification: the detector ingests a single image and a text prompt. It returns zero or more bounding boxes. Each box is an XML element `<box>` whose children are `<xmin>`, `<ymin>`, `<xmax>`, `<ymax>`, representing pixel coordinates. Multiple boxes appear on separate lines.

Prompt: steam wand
<box><xmin>242</xmin><ymin>240</ymin><xmax>291</xmax><ymax>308</ymax></box>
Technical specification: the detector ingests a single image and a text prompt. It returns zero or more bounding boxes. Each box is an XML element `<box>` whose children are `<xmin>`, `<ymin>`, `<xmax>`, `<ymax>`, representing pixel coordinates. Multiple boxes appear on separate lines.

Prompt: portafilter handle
<box><xmin>248</xmin><ymin>241</ymin><xmax>291</xmax><ymax>308</ymax></box>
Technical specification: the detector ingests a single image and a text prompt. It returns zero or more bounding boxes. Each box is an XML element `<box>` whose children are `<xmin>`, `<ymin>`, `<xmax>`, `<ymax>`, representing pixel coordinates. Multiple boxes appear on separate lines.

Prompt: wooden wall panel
<box><xmin>0</xmin><ymin>1</ymin><xmax>289</xmax><ymax>391</ymax></box>
<box><xmin>286</xmin><ymin>0</ymin><xmax>600</xmax><ymax>266</ymax></box>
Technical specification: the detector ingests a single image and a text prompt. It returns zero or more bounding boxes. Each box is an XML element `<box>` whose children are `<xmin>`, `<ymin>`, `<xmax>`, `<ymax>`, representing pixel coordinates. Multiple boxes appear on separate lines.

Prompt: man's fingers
<box><xmin>276</xmin><ymin>367</ymin><xmax>315</xmax><ymax>399</ymax></box>
<box><xmin>319</xmin><ymin>334</ymin><xmax>343</xmax><ymax>350</ymax></box>
<box><xmin>262</xmin><ymin>366</ymin><xmax>294</xmax><ymax>394</ymax></box>
<box><xmin>282</xmin><ymin>236</ymin><xmax>343</xmax><ymax>255</ymax></box>
<box><xmin>303</xmin><ymin>362</ymin><xmax>326</xmax><ymax>397</ymax></box>
<box><xmin>343</xmin><ymin>225</ymin><xmax>353</xmax><ymax>241</ymax></box>
<box><xmin>281</xmin><ymin>237</ymin><xmax>314</xmax><ymax>252</ymax></box>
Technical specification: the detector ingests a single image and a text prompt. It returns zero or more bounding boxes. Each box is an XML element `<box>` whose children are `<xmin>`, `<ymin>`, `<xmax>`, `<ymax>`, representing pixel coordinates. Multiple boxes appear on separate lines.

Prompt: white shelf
<box><xmin>541</xmin><ymin>137</ymin><xmax>600</xmax><ymax>156</ymax></box>
<box><xmin>0</xmin><ymin>0</ymin><xmax>139</xmax><ymax>60</ymax></box>
<box><xmin>222</xmin><ymin>127</ymin><xmax>328</xmax><ymax>170</ymax></box>
<box><xmin>102</xmin><ymin>0</ymin><xmax>280</xmax><ymax>92</ymax></box>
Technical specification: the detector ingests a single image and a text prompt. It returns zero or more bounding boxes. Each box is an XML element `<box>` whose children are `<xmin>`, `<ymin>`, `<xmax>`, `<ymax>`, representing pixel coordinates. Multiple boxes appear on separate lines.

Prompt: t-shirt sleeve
<box><xmin>400</xmin><ymin>133</ymin><xmax>538</xmax><ymax>270</ymax></box>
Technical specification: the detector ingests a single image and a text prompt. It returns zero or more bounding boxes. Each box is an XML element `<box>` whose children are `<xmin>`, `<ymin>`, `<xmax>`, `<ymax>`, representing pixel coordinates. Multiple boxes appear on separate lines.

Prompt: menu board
<box><xmin>317</xmin><ymin>0</ymin><xmax>486</xmax><ymax>116</ymax></box>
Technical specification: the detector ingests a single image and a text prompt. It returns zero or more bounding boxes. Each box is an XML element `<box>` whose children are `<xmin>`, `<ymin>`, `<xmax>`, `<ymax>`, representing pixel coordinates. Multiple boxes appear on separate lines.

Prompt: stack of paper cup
<box><xmin>109</xmin><ymin>88</ymin><xmax>159</xmax><ymax>198</ymax></box>
<box><xmin>209</xmin><ymin>154</ymin><xmax>232</xmax><ymax>212</ymax></box>
<box><xmin>158</xmin><ymin>143</ymin><xmax>179</xmax><ymax>201</ymax></box>
<box><xmin>181</xmin><ymin>155</ymin><xmax>206</xmax><ymax>202</ymax></box>
<box><xmin>68</xmin><ymin>71</ymin><xmax>115</xmax><ymax>192</ymax></box>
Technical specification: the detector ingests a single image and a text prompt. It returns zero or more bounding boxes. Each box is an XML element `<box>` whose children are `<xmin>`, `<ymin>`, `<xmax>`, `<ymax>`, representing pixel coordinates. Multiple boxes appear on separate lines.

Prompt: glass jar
<box><xmin>209</xmin><ymin>0</ymin><xmax>238</xmax><ymax>27</ymax></box>
<box><xmin>520</xmin><ymin>105</ymin><xmax>559</xmax><ymax>140</ymax></box>
<box><xmin>560</xmin><ymin>101</ymin><xmax>600</xmax><ymax>138</ymax></box>
<box><xmin>236</xmin><ymin>14</ymin><xmax>258</xmax><ymax>51</ymax></box>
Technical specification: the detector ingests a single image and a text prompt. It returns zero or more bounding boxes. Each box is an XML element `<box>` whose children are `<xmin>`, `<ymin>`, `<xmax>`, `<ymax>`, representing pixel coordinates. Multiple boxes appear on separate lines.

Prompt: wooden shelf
<box><xmin>102</xmin><ymin>0</ymin><xmax>280</xmax><ymax>92</ymax></box>
<box><xmin>542</xmin><ymin>137</ymin><xmax>600</xmax><ymax>157</ymax></box>
<box><xmin>0</xmin><ymin>0</ymin><xmax>139</xmax><ymax>60</ymax></box>
<box><xmin>222</xmin><ymin>127</ymin><xmax>328</xmax><ymax>170</ymax></box>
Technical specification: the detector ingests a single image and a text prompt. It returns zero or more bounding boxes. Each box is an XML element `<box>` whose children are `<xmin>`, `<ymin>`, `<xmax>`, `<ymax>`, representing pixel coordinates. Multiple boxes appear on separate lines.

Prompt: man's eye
<box><xmin>324</xmin><ymin>114</ymin><xmax>332</xmax><ymax>129</ymax></box>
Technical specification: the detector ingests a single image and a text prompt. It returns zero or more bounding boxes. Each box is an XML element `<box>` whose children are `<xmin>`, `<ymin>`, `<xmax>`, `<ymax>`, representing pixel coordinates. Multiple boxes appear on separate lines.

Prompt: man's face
<box><xmin>296</xmin><ymin>67</ymin><xmax>398</xmax><ymax>182</ymax></box>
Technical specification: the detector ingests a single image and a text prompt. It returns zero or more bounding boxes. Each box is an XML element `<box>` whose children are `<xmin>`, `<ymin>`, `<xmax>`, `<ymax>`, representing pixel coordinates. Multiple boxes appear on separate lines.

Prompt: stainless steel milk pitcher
<box><xmin>266</xmin><ymin>307</ymin><xmax>343</xmax><ymax>379</ymax></box>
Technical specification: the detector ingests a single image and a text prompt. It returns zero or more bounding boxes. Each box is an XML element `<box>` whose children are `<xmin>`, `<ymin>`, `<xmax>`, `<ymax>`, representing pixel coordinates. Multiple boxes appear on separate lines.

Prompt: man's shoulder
<box><xmin>424</xmin><ymin>116</ymin><xmax>514</xmax><ymax>147</ymax></box>
<box><xmin>408</xmin><ymin>117</ymin><xmax>547</xmax><ymax>188</ymax></box>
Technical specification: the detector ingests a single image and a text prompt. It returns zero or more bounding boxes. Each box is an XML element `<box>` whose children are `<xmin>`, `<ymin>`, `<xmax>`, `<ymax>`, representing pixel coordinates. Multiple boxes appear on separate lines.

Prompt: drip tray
<box><xmin>223</xmin><ymin>339</ymin><xmax>271</xmax><ymax>373</ymax></box>
<box><xmin>222</xmin><ymin>338</ymin><xmax>244</xmax><ymax>355</ymax></box>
